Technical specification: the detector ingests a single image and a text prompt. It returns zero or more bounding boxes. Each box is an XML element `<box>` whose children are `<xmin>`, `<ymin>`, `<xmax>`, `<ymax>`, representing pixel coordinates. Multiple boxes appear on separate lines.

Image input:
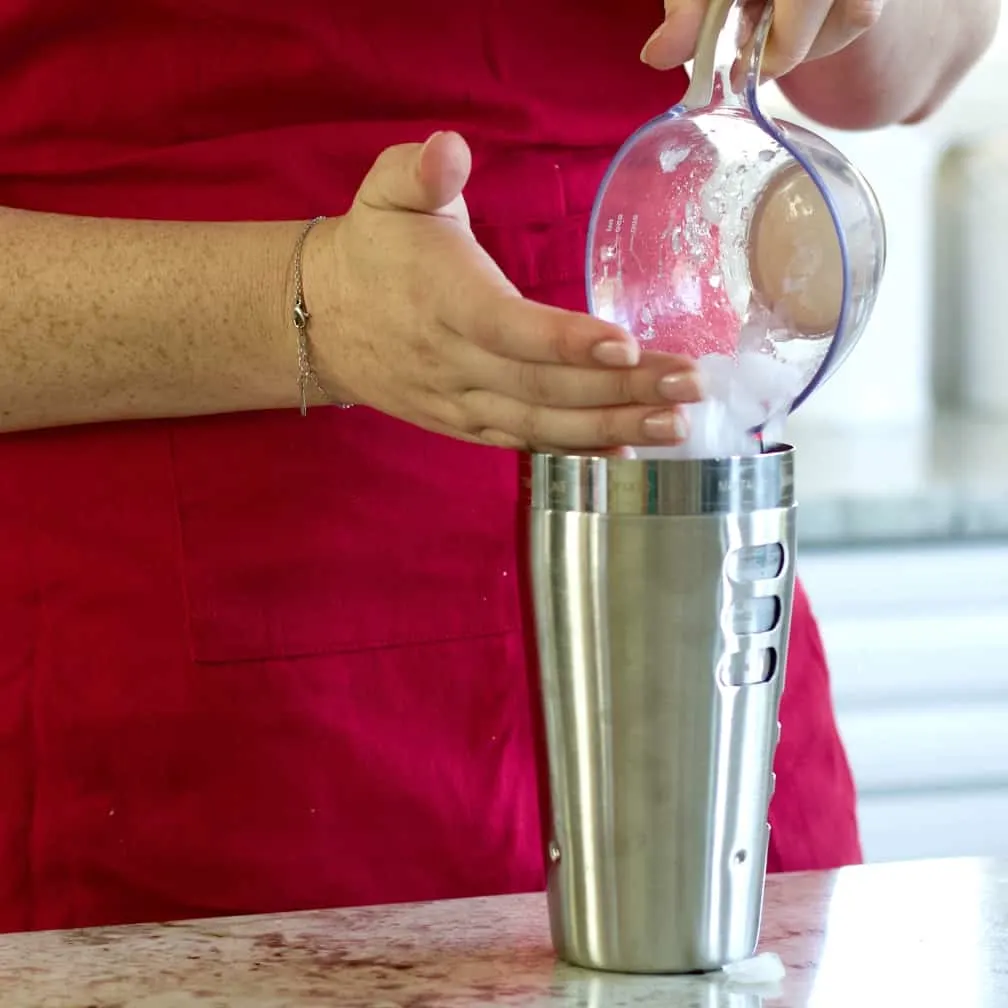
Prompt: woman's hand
<box><xmin>640</xmin><ymin>0</ymin><xmax>999</xmax><ymax>129</ymax></box>
<box><xmin>640</xmin><ymin>0</ymin><xmax>885</xmax><ymax>80</ymax></box>
<box><xmin>307</xmin><ymin>131</ymin><xmax>701</xmax><ymax>453</ymax></box>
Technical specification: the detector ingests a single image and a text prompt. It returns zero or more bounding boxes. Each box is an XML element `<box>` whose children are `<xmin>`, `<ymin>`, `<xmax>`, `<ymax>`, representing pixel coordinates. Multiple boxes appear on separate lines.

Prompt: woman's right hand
<box><xmin>306</xmin><ymin>131</ymin><xmax>701</xmax><ymax>452</ymax></box>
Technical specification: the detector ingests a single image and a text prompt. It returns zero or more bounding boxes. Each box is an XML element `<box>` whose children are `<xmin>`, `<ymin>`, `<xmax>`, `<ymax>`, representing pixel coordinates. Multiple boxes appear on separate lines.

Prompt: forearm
<box><xmin>778</xmin><ymin>0</ymin><xmax>1001</xmax><ymax>129</ymax></box>
<box><xmin>0</xmin><ymin>208</ymin><xmax>304</xmax><ymax>432</ymax></box>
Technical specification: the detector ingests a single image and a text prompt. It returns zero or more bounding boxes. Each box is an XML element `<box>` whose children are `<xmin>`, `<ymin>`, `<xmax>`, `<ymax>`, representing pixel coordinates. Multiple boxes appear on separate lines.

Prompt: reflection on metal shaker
<box><xmin>529</xmin><ymin>448</ymin><xmax>797</xmax><ymax>973</ymax></box>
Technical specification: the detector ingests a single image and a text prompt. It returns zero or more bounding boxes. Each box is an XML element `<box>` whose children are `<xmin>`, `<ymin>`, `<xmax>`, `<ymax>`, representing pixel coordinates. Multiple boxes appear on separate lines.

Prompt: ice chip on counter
<box><xmin>631</xmin><ymin>351</ymin><xmax>803</xmax><ymax>460</ymax></box>
<box><xmin>721</xmin><ymin>951</ymin><xmax>787</xmax><ymax>984</ymax></box>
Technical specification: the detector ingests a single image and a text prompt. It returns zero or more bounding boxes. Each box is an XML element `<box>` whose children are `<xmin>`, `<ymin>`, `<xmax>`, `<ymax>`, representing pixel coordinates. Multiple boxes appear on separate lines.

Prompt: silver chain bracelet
<box><xmin>291</xmin><ymin>215</ymin><xmax>353</xmax><ymax>416</ymax></box>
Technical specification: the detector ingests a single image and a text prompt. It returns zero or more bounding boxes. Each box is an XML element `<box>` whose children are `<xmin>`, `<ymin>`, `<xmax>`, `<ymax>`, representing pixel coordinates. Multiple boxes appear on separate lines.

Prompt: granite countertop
<box><xmin>790</xmin><ymin>412</ymin><xmax>1008</xmax><ymax>547</ymax></box>
<box><xmin>2</xmin><ymin>857</ymin><xmax>1006</xmax><ymax>1007</ymax></box>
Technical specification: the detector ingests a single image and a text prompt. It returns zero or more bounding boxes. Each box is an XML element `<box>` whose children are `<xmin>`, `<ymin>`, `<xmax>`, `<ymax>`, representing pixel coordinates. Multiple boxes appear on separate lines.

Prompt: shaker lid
<box><xmin>527</xmin><ymin>447</ymin><xmax>795</xmax><ymax>516</ymax></box>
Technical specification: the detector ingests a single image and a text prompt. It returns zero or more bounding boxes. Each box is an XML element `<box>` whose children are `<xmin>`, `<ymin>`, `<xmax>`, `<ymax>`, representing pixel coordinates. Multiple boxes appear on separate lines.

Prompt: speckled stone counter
<box><xmin>791</xmin><ymin>413</ymin><xmax>1008</xmax><ymax>548</ymax></box>
<box><xmin>1</xmin><ymin>857</ymin><xmax>1005</xmax><ymax>1007</ymax></box>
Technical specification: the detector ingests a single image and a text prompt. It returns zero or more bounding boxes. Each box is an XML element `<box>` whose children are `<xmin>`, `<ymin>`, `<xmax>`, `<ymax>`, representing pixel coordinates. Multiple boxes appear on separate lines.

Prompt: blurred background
<box><xmin>761</xmin><ymin>21</ymin><xmax>1008</xmax><ymax>864</ymax></box>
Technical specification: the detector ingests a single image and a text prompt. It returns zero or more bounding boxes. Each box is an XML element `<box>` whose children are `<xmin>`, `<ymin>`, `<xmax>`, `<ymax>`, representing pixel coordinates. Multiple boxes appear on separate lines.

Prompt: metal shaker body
<box><xmin>529</xmin><ymin>447</ymin><xmax>796</xmax><ymax>974</ymax></box>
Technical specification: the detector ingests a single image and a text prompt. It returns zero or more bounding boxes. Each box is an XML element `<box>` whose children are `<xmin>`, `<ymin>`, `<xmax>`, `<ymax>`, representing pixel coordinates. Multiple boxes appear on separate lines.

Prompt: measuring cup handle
<box><xmin>680</xmin><ymin>0</ymin><xmax>739</xmax><ymax>110</ymax></box>
<box><xmin>743</xmin><ymin>3</ymin><xmax>775</xmax><ymax>92</ymax></box>
<box><xmin>680</xmin><ymin>1</ymin><xmax>776</xmax><ymax>110</ymax></box>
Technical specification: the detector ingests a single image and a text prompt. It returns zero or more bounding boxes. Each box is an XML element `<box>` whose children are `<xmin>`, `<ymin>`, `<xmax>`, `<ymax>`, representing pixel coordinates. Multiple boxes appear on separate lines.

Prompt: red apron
<box><xmin>0</xmin><ymin>0</ymin><xmax>861</xmax><ymax>933</ymax></box>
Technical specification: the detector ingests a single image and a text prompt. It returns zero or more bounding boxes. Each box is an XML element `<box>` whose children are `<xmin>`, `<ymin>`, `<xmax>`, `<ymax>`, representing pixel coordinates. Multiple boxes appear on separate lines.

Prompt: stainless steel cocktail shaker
<box><xmin>529</xmin><ymin>447</ymin><xmax>796</xmax><ymax>974</ymax></box>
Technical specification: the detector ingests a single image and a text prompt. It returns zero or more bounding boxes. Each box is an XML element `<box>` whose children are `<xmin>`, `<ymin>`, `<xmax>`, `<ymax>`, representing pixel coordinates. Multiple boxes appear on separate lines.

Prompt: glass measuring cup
<box><xmin>587</xmin><ymin>0</ymin><xmax>886</xmax><ymax>431</ymax></box>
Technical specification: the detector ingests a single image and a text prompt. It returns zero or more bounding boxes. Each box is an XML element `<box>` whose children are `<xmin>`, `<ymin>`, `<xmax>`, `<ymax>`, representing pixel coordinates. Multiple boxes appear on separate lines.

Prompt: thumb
<box><xmin>356</xmin><ymin>131</ymin><xmax>472</xmax><ymax>222</ymax></box>
<box><xmin>641</xmin><ymin>2</ymin><xmax>706</xmax><ymax>71</ymax></box>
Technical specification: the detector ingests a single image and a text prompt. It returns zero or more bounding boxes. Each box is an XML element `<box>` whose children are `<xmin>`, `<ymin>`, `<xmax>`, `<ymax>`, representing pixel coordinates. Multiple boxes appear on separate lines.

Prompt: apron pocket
<box><xmin>169</xmin><ymin>408</ymin><xmax>523</xmax><ymax>664</ymax></box>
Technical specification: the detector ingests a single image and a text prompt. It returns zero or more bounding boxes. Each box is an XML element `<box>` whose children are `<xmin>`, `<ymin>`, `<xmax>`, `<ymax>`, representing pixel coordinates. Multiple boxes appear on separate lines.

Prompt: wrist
<box><xmin>290</xmin><ymin>214</ymin><xmax>354</xmax><ymax>407</ymax></box>
<box><xmin>247</xmin><ymin>215</ymin><xmax>346</xmax><ymax>412</ymax></box>
<box><xmin>206</xmin><ymin>217</ymin><xmax>305</xmax><ymax>412</ymax></box>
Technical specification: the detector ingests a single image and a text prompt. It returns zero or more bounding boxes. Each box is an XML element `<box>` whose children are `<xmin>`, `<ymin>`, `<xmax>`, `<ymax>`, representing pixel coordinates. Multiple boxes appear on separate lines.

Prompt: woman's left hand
<box><xmin>640</xmin><ymin>0</ymin><xmax>887</xmax><ymax>80</ymax></box>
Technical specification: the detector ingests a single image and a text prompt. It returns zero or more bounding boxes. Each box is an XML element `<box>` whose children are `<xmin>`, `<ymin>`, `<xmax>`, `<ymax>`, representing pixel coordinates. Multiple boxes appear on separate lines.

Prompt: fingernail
<box><xmin>421</xmin><ymin>131</ymin><xmax>444</xmax><ymax>156</ymax></box>
<box><xmin>658</xmin><ymin>372</ymin><xmax>700</xmax><ymax>402</ymax></box>
<box><xmin>643</xmin><ymin>410</ymin><xmax>688</xmax><ymax>442</ymax></box>
<box><xmin>640</xmin><ymin>23</ymin><xmax>666</xmax><ymax>63</ymax></box>
<box><xmin>592</xmin><ymin>339</ymin><xmax>640</xmax><ymax>367</ymax></box>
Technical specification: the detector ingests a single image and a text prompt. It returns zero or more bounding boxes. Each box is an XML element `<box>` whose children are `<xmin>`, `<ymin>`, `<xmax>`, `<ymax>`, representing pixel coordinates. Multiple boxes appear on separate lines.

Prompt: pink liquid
<box><xmin>591</xmin><ymin>125</ymin><xmax>741</xmax><ymax>361</ymax></box>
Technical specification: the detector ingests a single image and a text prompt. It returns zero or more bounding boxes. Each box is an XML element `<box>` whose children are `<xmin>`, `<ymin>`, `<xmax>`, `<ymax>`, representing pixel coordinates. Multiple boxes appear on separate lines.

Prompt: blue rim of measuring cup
<box><xmin>743</xmin><ymin>78</ymin><xmax>852</xmax><ymax>414</ymax></box>
<box><xmin>584</xmin><ymin>110</ymin><xmax>670</xmax><ymax>329</ymax></box>
<box><xmin>584</xmin><ymin>92</ymin><xmax>853</xmax><ymax>428</ymax></box>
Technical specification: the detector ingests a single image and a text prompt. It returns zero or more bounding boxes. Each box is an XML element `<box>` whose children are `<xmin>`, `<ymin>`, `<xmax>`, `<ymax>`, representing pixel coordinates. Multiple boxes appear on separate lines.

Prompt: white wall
<box><xmin>799</xmin><ymin>543</ymin><xmax>1008</xmax><ymax>863</ymax></box>
<box><xmin>784</xmin><ymin>13</ymin><xmax>1008</xmax><ymax>865</ymax></box>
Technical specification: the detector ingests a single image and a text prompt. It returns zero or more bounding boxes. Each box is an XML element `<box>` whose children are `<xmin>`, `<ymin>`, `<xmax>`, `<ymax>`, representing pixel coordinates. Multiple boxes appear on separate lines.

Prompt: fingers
<box><xmin>797</xmin><ymin>0</ymin><xmax>886</xmax><ymax>62</ymax></box>
<box><xmin>464</xmin><ymin>396</ymin><xmax>690</xmax><ymax>452</ymax></box>
<box><xmin>759</xmin><ymin>0</ymin><xmax>884</xmax><ymax>78</ymax></box>
<box><xmin>464</xmin><ymin>348</ymin><xmax>702</xmax><ymax>409</ymax></box>
<box><xmin>751</xmin><ymin>0</ymin><xmax>833</xmax><ymax>78</ymax></box>
<box><xmin>356</xmin><ymin>131</ymin><xmax>472</xmax><ymax>221</ymax></box>
<box><xmin>446</xmin><ymin>292</ymin><xmax>643</xmax><ymax>369</ymax></box>
<box><xmin>641</xmin><ymin>0</ymin><xmax>886</xmax><ymax>77</ymax></box>
<box><xmin>640</xmin><ymin>1</ymin><xmax>706</xmax><ymax>70</ymax></box>
<box><xmin>457</xmin><ymin>351</ymin><xmax>701</xmax><ymax>451</ymax></box>
<box><xmin>426</xmin><ymin>326</ymin><xmax>701</xmax><ymax>451</ymax></box>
